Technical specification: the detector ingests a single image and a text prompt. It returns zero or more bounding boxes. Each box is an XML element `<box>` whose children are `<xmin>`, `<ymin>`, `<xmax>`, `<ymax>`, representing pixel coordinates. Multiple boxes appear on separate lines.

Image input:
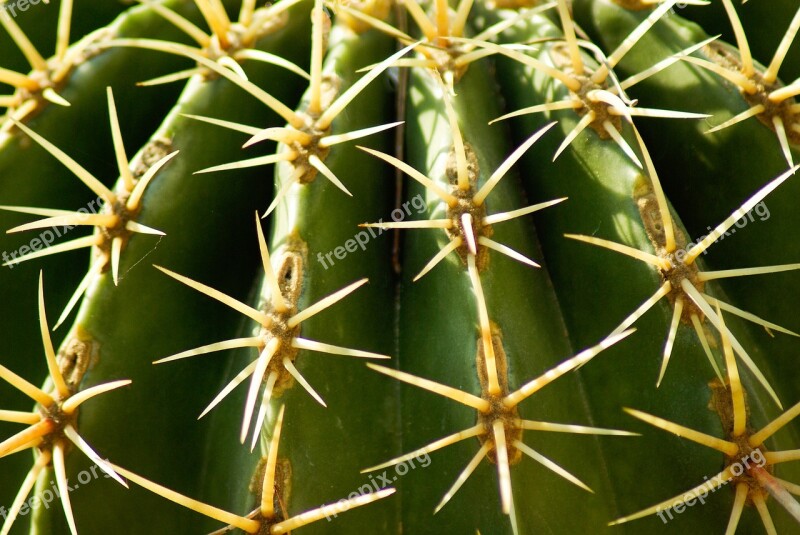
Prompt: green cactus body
<box><xmin>0</xmin><ymin>4</ymin><xmax>313</xmax><ymax>533</ymax></box>
<box><xmin>255</xmin><ymin>14</ymin><xmax>401</xmax><ymax>533</ymax></box>
<box><xmin>573</xmin><ymin>0</ymin><xmax>800</xmax><ymax>402</ymax></box>
<box><xmin>388</xmin><ymin>46</ymin><xmax>628</xmax><ymax>533</ymax></box>
<box><xmin>3</xmin><ymin>1</ymin><xmax>800</xmax><ymax>534</ymax></box>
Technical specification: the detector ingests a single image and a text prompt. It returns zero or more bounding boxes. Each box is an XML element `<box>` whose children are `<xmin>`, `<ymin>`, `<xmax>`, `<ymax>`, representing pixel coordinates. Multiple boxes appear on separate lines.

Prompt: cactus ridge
<box><xmin>566</xmin><ymin>131</ymin><xmax>800</xmax><ymax>404</ymax></box>
<box><xmin>683</xmin><ymin>0</ymin><xmax>800</xmax><ymax>167</ymax></box>
<box><xmin>0</xmin><ymin>273</ymin><xmax>131</xmax><ymax>535</ymax></box>
<box><xmin>0</xmin><ymin>87</ymin><xmax>177</xmax><ymax>325</ymax></box>
<box><xmin>613</xmin><ymin>311</ymin><xmax>800</xmax><ymax>531</ymax></box>
<box><xmin>0</xmin><ymin>0</ymin><xmax>76</xmax><ymax>119</ymax></box>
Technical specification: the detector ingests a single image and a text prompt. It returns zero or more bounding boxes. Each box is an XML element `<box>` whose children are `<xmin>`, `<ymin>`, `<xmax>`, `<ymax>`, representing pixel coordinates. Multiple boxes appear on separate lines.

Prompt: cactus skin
<box><xmin>3</xmin><ymin>1</ymin><xmax>800</xmax><ymax>534</ymax></box>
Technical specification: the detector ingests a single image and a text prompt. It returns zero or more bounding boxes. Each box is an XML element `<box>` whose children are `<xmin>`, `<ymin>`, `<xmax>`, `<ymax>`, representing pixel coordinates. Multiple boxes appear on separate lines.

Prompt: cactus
<box><xmin>2</xmin><ymin>0</ymin><xmax>800</xmax><ymax>533</ymax></box>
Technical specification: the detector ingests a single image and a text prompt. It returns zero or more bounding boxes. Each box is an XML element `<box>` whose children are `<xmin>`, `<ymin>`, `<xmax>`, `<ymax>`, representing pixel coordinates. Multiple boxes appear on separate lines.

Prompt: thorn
<box><xmin>752</xmin><ymin>493</ymin><xmax>778</xmax><ymax>535</ymax></box>
<box><xmin>308</xmin><ymin>0</ymin><xmax>327</xmax><ymax>115</ymax></box>
<box><xmin>254</xmin><ymin>213</ymin><xmax>288</xmax><ymax>313</ymax></box>
<box><xmin>250</xmin><ymin>372</ymin><xmax>278</xmax><ymax>452</ymax></box>
<box><xmin>6</xmin><ymin>213</ymin><xmax>117</xmax><ymax>233</ymax></box>
<box><xmin>490</xmin><ymin>101</ymin><xmax>580</xmax><ymax>125</ymax></box>
<box><xmin>309</xmin><ymin>154</ymin><xmax>353</xmax><ymax>196</ymax></box>
<box><xmin>467</xmin><ymin>255</ymin><xmax>500</xmax><ymax>395</ymax></box>
<box><xmin>61</xmin><ymin>380</ymin><xmax>131</xmax><ymax>414</ymax></box>
<box><xmin>194</xmin><ymin>152</ymin><xmax>295</xmax><ymax>174</ymax></box>
<box><xmin>110</xmin><ymin>236</ymin><xmax>123</xmax><ymax>286</ymax></box>
<box><xmin>109</xmin><ymin>463</ymin><xmax>259</xmax><ymax>532</ymax></box>
<box><xmin>451</xmin><ymin>0</ymin><xmax>475</xmax><ymax>37</ymax></box>
<box><xmin>716</xmin><ymin>306</ymin><xmax>746</xmax><ymax>437</ymax></box>
<box><xmin>9</xmin><ymin>118</ymin><xmax>116</xmax><ymax>205</ymax></box>
<box><xmin>270</xmin><ymin>488</ymin><xmax>396</xmax><ymax>534</ymax></box>
<box><xmin>154</xmin><ymin>265</ymin><xmax>271</xmax><ymax>326</ymax></box>
<box><xmin>706</xmin><ymin>105</ymin><xmax>764</xmax><ymax>134</ymax></box>
<box><xmin>0</xmin><ymin>364</ymin><xmax>55</xmax><ymax>407</ymax></box>
<box><xmin>414</xmin><ymin>237</ymin><xmax>462</xmax><ymax>281</ymax></box>
<box><xmin>182</xmin><ymin>113</ymin><xmax>261</xmax><ymax>135</ymax></box>
<box><xmin>749</xmin><ymin>398</ymin><xmax>800</xmax><ymax>447</ymax></box>
<box><xmin>0</xmin><ymin>451</ymin><xmax>50</xmax><ymax>535</ymax></box>
<box><xmin>602</xmin><ymin>120</ymin><xmax>642</xmax><ymax>169</ymax></box>
<box><xmin>154</xmin><ymin>337</ymin><xmax>263</xmax><ymax>365</ymax></box>
<box><xmin>199</xmin><ymin>360</ymin><xmax>260</xmax><ymax>420</ymax></box>
<box><xmin>106</xmin><ymin>87</ymin><xmax>135</xmax><ymax>191</ymax></box>
<box><xmin>519</xmin><ymin>420</ymin><xmax>638</xmax><ymax>436</ymax></box>
<box><xmin>720</xmin><ymin>0</ymin><xmax>754</xmax><ymax>77</ymax></box>
<box><xmin>287</xmin><ymin>278</ymin><xmax>368</xmax><ymax>328</ymax></box>
<box><xmin>619</xmin><ymin>35</ymin><xmax>720</xmax><ymax>91</ymax></box>
<box><xmin>493</xmin><ymin>420</ymin><xmax>513</xmax><ymax>514</ymax></box>
<box><xmin>0</xmin><ymin>411</ymin><xmax>40</xmax><ymax>425</ymax></box>
<box><xmin>441</xmin><ymin>85</ymin><xmax>469</xmax><ymax>190</ymax></box>
<box><xmin>38</xmin><ymin>271</ymin><xmax>70</xmax><ymax>397</ymax></box>
<box><xmin>233</xmin><ymin>49</ymin><xmax>311</xmax><ymax>80</ymax></box>
<box><xmin>682</xmin><ymin>56</ymin><xmax>758</xmax><ymax>93</ymax></box>
<box><xmin>240</xmin><ymin>338</ymin><xmax>280</xmax><ymax>444</ymax></box>
<box><xmin>609</xmin><ymin>467</ymin><xmax>732</xmax><ymax>525</ymax></box>
<box><xmin>317</xmin><ymin>42</ymin><xmax>418</xmax><ymax>130</ymax></box>
<box><xmin>42</xmin><ymin>88</ymin><xmax>70</xmax><ymax>107</ymax></box>
<box><xmin>318</xmin><ymin>121</ymin><xmax>404</xmax><ymax>148</ymax></box>
<box><xmin>689</xmin><ymin>313</ymin><xmax>724</xmax><ymax>382</ymax></box>
<box><xmin>504</xmin><ymin>329</ymin><xmax>635</xmax><ymax>407</ymax></box>
<box><xmin>592</xmin><ymin>0</ymin><xmax>678</xmax><ymax>84</ymax></box>
<box><xmin>657</xmin><ymin>296</ymin><xmax>683</xmax><ymax>387</ymax></box>
<box><xmin>138</xmin><ymin>0</ymin><xmax>211</xmax><ymax>47</ymax></box>
<box><xmin>291</xmin><ymin>337</ymin><xmax>390</xmax><ymax>359</ymax></box>
<box><xmin>362</xmin><ymin>424</ymin><xmax>485</xmax><ymax>473</ymax></box>
<box><xmin>263</xmin><ymin>166</ymin><xmax>304</xmax><ymax>218</ymax></box>
<box><xmin>556</xmin><ymin>0</ymin><xmax>583</xmax><ymax>75</ymax></box>
<box><xmin>461</xmin><ymin>214</ymin><xmax>477</xmax><ymax>255</ymax></box>
<box><xmin>564</xmin><ymin>234</ymin><xmax>670</xmax><ymax>270</ymax></box>
<box><xmin>283</xmin><ymin>357</ymin><xmax>326</xmax><ymax>407</ymax></box>
<box><xmin>685</xmin><ymin>164</ymin><xmax>799</xmax><ymax>263</ymax></box>
<box><xmin>404</xmin><ymin>0</ymin><xmax>437</xmax><ymax>42</ymax></box>
<box><xmin>553</xmin><ymin>112</ymin><xmax>594</xmax><ymax>161</ymax></box>
<box><xmin>217</xmin><ymin>56</ymin><xmax>248</xmax><ymax>81</ymax></box>
<box><xmin>357</xmin><ymin>146</ymin><xmax>458</xmax><ymax>206</ymax></box>
<box><xmin>514</xmin><ymin>440</ymin><xmax>593</xmax><ymax>492</ymax></box>
<box><xmin>773</xmin><ymin>115</ymin><xmax>794</xmax><ymax>168</ymax></box>
<box><xmin>624</xmin><ymin>407</ymin><xmax>738</xmax><ymax>455</ymax></box>
<box><xmin>0</xmin><ymin>420</ymin><xmax>56</xmax><ymax>458</ymax></box>
<box><xmin>448</xmin><ymin>38</ymin><xmax>581</xmax><ymax>92</ymax></box>
<box><xmin>367</xmin><ymin>363</ymin><xmax>490</xmax><ymax>412</ymax></box>
<box><xmin>478</xmin><ymin>237</ymin><xmax>540</xmax><ymax>268</ymax></box>
<box><xmin>53</xmin><ymin>442</ymin><xmax>78</xmax><ymax>535</ymax></box>
<box><xmin>700</xmin><ymin>292</ymin><xmax>799</xmax><ymax>337</ymax></box>
<box><xmin>0</xmin><ymin>10</ymin><xmax>48</xmax><ymax>71</ymax></box>
<box><xmin>63</xmin><ymin>425</ymin><xmax>127</xmax><ymax>487</ymax></box>
<box><xmin>361</xmin><ymin>219</ymin><xmax>452</xmax><ymax>230</ymax></box>
<box><xmin>127</xmin><ymin>150</ymin><xmax>179</xmax><ymax>211</ymax></box>
<box><xmin>261</xmin><ymin>404</ymin><xmax>286</xmax><ymax>517</ymax></box>
<box><xmin>483</xmin><ymin>197</ymin><xmax>567</xmax><ymax>226</ymax></box>
<box><xmin>680</xmin><ymin>278</ymin><xmax>783</xmax><ymax>408</ymax></box>
<box><xmin>725</xmin><ymin>483</ymin><xmax>748</xmax><ymax>535</ymax></box>
<box><xmin>434</xmin><ymin>443</ymin><xmax>492</xmax><ymax>514</ymax></box>
<box><xmin>474</xmin><ymin>122</ymin><xmax>557</xmax><ymax>204</ymax></box>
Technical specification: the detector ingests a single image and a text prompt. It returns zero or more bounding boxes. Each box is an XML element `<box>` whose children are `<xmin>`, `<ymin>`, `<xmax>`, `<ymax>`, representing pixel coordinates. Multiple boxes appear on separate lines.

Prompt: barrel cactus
<box><xmin>2</xmin><ymin>0</ymin><xmax>800</xmax><ymax>533</ymax></box>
